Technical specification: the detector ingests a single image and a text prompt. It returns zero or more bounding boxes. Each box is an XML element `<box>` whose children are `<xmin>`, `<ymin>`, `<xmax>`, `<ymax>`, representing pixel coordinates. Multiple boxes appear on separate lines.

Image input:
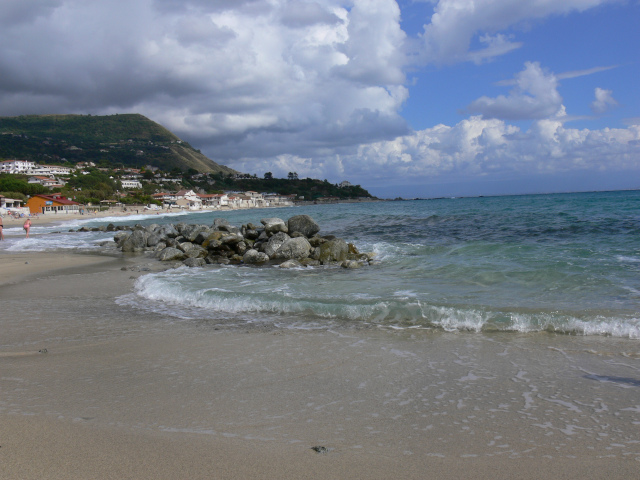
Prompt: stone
<box><xmin>114</xmin><ymin>231</ymin><xmax>131</xmax><ymax>247</ymax></box>
<box><xmin>341</xmin><ymin>260</ymin><xmax>361</xmax><ymax>269</ymax></box>
<box><xmin>146</xmin><ymin>233</ymin><xmax>162</xmax><ymax>247</ymax></box>
<box><xmin>264</xmin><ymin>231</ymin><xmax>290</xmax><ymax>258</ymax></box>
<box><xmin>186</xmin><ymin>245</ymin><xmax>208</xmax><ymax>258</ymax></box>
<box><xmin>213</xmin><ymin>218</ymin><xmax>230</xmax><ymax>228</ymax></box>
<box><xmin>261</xmin><ymin>217</ymin><xmax>288</xmax><ymax>235</ymax></box>
<box><xmin>181</xmin><ymin>224</ymin><xmax>210</xmax><ymax>242</ymax></box>
<box><xmin>317</xmin><ymin>239</ymin><xmax>348</xmax><ymax>264</ymax></box>
<box><xmin>287</xmin><ymin>214</ymin><xmax>320</xmax><ymax>238</ymax></box>
<box><xmin>201</xmin><ymin>231</ymin><xmax>226</xmax><ymax>248</ymax></box>
<box><xmin>156</xmin><ymin>224</ymin><xmax>179</xmax><ymax>238</ymax></box>
<box><xmin>243</xmin><ymin>249</ymin><xmax>270</xmax><ymax>264</ymax></box>
<box><xmin>220</xmin><ymin>233</ymin><xmax>244</xmax><ymax>245</ymax></box>
<box><xmin>279</xmin><ymin>259</ymin><xmax>303</xmax><ymax>269</ymax></box>
<box><xmin>308</xmin><ymin>236</ymin><xmax>327</xmax><ymax>247</ymax></box>
<box><xmin>183</xmin><ymin>257</ymin><xmax>206</xmax><ymax>268</ymax></box>
<box><xmin>273</xmin><ymin>237</ymin><xmax>311</xmax><ymax>260</ymax></box>
<box><xmin>300</xmin><ymin>258</ymin><xmax>321</xmax><ymax>267</ymax></box>
<box><xmin>121</xmin><ymin>229</ymin><xmax>148</xmax><ymax>252</ymax></box>
<box><xmin>157</xmin><ymin>247</ymin><xmax>187</xmax><ymax>261</ymax></box>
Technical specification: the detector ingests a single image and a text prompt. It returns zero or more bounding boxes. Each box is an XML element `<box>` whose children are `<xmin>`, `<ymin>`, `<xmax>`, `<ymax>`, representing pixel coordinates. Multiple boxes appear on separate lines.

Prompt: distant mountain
<box><xmin>0</xmin><ymin>113</ymin><xmax>237</xmax><ymax>175</ymax></box>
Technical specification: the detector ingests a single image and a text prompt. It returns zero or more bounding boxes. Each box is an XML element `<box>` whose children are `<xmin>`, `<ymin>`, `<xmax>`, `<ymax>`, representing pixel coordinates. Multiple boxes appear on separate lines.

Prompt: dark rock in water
<box><xmin>318</xmin><ymin>239</ymin><xmax>348</xmax><ymax>264</ymax></box>
<box><xmin>264</xmin><ymin>232</ymin><xmax>290</xmax><ymax>258</ymax></box>
<box><xmin>183</xmin><ymin>257</ymin><xmax>206</xmax><ymax>268</ymax></box>
<box><xmin>106</xmin><ymin>223</ymin><xmax>116</xmax><ymax>231</ymax></box>
<box><xmin>243</xmin><ymin>249</ymin><xmax>269</xmax><ymax>264</ymax></box>
<box><xmin>274</xmin><ymin>237</ymin><xmax>311</xmax><ymax>260</ymax></box>
<box><xmin>157</xmin><ymin>247</ymin><xmax>187</xmax><ymax>261</ymax></box>
<box><xmin>78</xmin><ymin>226</ymin><xmax>90</xmax><ymax>232</ymax></box>
<box><xmin>288</xmin><ymin>214</ymin><xmax>320</xmax><ymax>238</ymax></box>
<box><xmin>341</xmin><ymin>259</ymin><xmax>361</xmax><ymax>269</ymax></box>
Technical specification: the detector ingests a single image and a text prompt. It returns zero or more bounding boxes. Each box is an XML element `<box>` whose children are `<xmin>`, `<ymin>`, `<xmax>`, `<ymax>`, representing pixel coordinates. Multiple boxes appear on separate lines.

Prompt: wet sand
<box><xmin>1</xmin><ymin>252</ymin><xmax>639</xmax><ymax>479</ymax></box>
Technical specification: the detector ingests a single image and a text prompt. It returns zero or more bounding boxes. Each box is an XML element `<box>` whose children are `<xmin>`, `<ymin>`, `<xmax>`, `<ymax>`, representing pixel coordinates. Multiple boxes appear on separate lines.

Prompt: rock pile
<box><xmin>109</xmin><ymin>214</ymin><xmax>375</xmax><ymax>269</ymax></box>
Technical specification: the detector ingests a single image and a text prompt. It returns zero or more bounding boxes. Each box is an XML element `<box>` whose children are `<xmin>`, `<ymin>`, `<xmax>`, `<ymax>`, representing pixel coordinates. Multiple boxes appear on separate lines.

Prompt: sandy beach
<box><xmin>1</xmin><ymin>249</ymin><xmax>639</xmax><ymax>479</ymax></box>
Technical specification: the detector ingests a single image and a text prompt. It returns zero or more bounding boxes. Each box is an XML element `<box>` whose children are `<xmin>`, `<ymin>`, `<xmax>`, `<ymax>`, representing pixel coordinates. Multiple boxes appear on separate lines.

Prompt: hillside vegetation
<box><xmin>0</xmin><ymin>113</ymin><xmax>236</xmax><ymax>174</ymax></box>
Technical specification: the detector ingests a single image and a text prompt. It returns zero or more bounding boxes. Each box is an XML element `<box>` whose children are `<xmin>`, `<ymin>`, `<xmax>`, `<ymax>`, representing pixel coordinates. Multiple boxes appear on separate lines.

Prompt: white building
<box><xmin>121</xmin><ymin>180</ymin><xmax>143</xmax><ymax>189</ymax></box>
<box><xmin>28</xmin><ymin>164</ymin><xmax>72</xmax><ymax>175</ymax></box>
<box><xmin>0</xmin><ymin>159</ymin><xmax>36</xmax><ymax>173</ymax></box>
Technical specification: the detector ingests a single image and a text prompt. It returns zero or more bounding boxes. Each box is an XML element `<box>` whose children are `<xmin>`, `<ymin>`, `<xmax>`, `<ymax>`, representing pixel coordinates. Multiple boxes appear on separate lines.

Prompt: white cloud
<box><xmin>226</xmin><ymin>117</ymin><xmax>640</xmax><ymax>192</ymax></box>
<box><xmin>467</xmin><ymin>62</ymin><xmax>564</xmax><ymax>120</ymax></box>
<box><xmin>591</xmin><ymin>87</ymin><xmax>619</xmax><ymax>114</ymax></box>
<box><xmin>421</xmin><ymin>0</ymin><xmax>617</xmax><ymax>64</ymax></box>
<box><xmin>0</xmin><ymin>0</ymin><xmax>410</xmax><ymax>157</ymax></box>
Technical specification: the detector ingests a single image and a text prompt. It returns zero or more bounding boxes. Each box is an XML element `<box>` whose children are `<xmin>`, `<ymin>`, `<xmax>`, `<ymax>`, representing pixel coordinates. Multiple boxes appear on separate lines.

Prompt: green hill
<box><xmin>0</xmin><ymin>113</ymin><xmax>236</xmax><ymax>174</ymax></box>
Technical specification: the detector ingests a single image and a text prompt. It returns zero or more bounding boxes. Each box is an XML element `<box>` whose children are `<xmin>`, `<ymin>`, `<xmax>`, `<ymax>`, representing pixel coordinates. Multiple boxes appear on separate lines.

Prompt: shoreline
<box><xmin>1</xmin><ymin>251</ymin><xmax>639</xmax><ymax>479</ymax></box>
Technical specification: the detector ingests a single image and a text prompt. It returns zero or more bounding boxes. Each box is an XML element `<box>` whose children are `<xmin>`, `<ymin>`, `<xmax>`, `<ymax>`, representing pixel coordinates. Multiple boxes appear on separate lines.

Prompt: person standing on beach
<box><xmin>23</xmin><ymin>218</ymin><xmax>31</xmax><ymax>238</ymax></box>
<box><xmin>0</xmin><ymin>215</ymin><xmax>4</xmax><ymax>240</ymax></box>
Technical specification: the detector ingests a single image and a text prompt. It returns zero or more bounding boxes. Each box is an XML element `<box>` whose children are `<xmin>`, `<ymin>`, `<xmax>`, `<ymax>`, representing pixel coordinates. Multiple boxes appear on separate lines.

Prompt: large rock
<box><xmin>243</xmin><ymin>249</ymin><xmax>269</xmax><ymax>264</ymax></box>
<box><xmin>155</xmin><ymin>224</ymin><xmax>179</xmax><ymax>238</ymax></box>
<box><xmin>121</xmin><ymin>229</ymin><xmax>149</xmax><ymax>252</ymax></box>
<box><xmin>114</xmin><ymin>231</ymin><xmax>131</xmax><ymax>247</ymax></box>
<box><xmin>201</xmin><ymin>231</ymin><xmax>226</xmax><ymax>249</ymax></box>
<box><xmin>157</xmin><ymin>247</ymin><xmax>187</xmax><ymax>261</ymax></box>
<box><xmin>264</xmin><ymin>232</ymin><xmax>290</xmax><ymax>258</ymax></box>
<box><xmin>274</xmin><ymin>237</ymin><xmax>311</xmax><ymax>260</ymax></box>
<box><xmin>317</xmin><ymin>239</ymin><xmax>348</xmax><ymax>264</ymax></box>
<box><xmin>261</xmin><ymin>217</ymin><xmax>288</xmax><ymax>235</ymax></box>
<box><xmin>287</xmin><ymin>215</ymin><xmax>320</xmax><ymax>238</ymax></box>
<box><xmin>183</xmin><ymin>257</ymin><xmax>206</xmax><ymax>268</ymax></box>
<box><xmin>181</xmin><ymin>224</ymin><xmax>210</xmax><ymax>242</ymax></box>
<box><xmin>146</xmin><ymin>233</ymin><xmax>162</xmax><ymax>247</ymax></box>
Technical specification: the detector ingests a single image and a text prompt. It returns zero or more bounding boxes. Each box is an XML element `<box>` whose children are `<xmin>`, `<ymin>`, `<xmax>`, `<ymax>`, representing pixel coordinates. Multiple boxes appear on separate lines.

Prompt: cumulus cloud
<box><xmin>236</xmin><ymin>117</ymin><xmax>640</xmax><ymax>192</ymax></box>
<box><xmin>421</xmin><ymin>0</ymin><xmax>617</xmax><ymax>64</ymax></box>
<box><xmin>467</xmin><ymin>62</ymin><xmax>564</xmax><ymax>120</ymax></box>
<box><xmin>0</xmin><ymin>0</ymin><xmax>410</xmax><ymax>158</ymax></box>
<box><xmin>591</xmin><ymin>87</ymin><xmax>619</xmax><ymax>114</ymax></box>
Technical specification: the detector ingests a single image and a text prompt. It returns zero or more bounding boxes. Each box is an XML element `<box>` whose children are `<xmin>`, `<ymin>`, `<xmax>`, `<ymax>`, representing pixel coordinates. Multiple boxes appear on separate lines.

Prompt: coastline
<box><xmin>1</xmin><ymin>251</ymin><xmax>640</xmax><ymax>478</ymax></box>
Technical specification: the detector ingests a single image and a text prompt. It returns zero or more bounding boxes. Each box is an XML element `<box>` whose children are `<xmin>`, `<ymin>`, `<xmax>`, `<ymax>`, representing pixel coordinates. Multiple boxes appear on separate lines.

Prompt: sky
<box><xmin>0</xmin><ymin>0</ymin><xmax>638</xmax><ymax>198</ymax></box>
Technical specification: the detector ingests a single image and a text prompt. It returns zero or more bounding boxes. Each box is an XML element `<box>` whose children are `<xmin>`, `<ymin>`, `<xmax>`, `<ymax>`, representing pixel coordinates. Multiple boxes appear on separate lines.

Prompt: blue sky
<box><xmin>0</xmin><ymin>0</ymin><xmax>638</xmax><ymax>198</ymax></box>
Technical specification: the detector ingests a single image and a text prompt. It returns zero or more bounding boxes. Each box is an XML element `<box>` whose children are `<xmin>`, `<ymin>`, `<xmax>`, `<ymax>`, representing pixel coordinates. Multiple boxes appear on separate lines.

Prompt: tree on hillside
<box><xmin>264</xmin><ymin>172</ymin><xmax>273</xmax><ymax>180</ymax></box>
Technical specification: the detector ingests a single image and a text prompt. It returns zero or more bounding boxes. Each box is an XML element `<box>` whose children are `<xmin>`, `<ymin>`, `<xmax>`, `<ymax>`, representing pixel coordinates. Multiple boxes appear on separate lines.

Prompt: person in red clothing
<box><xmin>23</xmin><ymin>218</ymin><xmax>31</xmax><ymax>238</ymax></box>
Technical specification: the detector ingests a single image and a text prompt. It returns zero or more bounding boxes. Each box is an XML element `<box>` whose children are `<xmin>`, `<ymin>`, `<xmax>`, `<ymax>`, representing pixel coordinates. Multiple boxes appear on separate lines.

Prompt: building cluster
<box><xmin>1</xmin><ymin>159</ymin><xmax>298</xmax><ymax>215</ymax></box>
<box><xmin>150</xmin><ymin>190</ymin><xmax>296</xmax><ymax>210</ymax></box>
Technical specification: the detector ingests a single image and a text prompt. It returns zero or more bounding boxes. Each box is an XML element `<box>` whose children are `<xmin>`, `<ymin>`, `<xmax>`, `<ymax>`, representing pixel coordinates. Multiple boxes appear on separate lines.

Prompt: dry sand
<box><xmin>1</xmin><ymin>251</ymin><xmax>639</xmax><ymax>479</ymax></box>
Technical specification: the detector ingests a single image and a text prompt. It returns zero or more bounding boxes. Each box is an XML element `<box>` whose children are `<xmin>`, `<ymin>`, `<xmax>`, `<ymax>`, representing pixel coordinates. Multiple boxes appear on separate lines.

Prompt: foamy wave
<box><xmin>115</xmin><ymin>267</ymin><xmax>640</xmax><ymax>339</ymax></box>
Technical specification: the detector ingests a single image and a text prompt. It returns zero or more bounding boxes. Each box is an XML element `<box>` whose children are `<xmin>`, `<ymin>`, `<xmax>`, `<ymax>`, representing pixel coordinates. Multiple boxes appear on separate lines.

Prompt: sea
<box><xmin>3</xmin><ymin>189</ymin><xmax>640</xmax><ymax>339</ymax></box>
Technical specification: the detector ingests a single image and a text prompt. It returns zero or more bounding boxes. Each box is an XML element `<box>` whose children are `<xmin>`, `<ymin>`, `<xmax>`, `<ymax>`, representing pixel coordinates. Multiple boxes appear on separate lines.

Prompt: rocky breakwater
<box><xmin>110</xmin><ymin>214</ymin><xmax>375</xmax><ymax>269</ymax></box>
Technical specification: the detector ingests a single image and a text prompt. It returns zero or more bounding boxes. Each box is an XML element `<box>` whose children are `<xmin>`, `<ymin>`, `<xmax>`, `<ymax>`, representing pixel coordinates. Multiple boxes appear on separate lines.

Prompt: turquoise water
<box><xmin>6</xmin><ymin>190</ymin><xmax>640</xmax><ymax>337</ymax></box>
